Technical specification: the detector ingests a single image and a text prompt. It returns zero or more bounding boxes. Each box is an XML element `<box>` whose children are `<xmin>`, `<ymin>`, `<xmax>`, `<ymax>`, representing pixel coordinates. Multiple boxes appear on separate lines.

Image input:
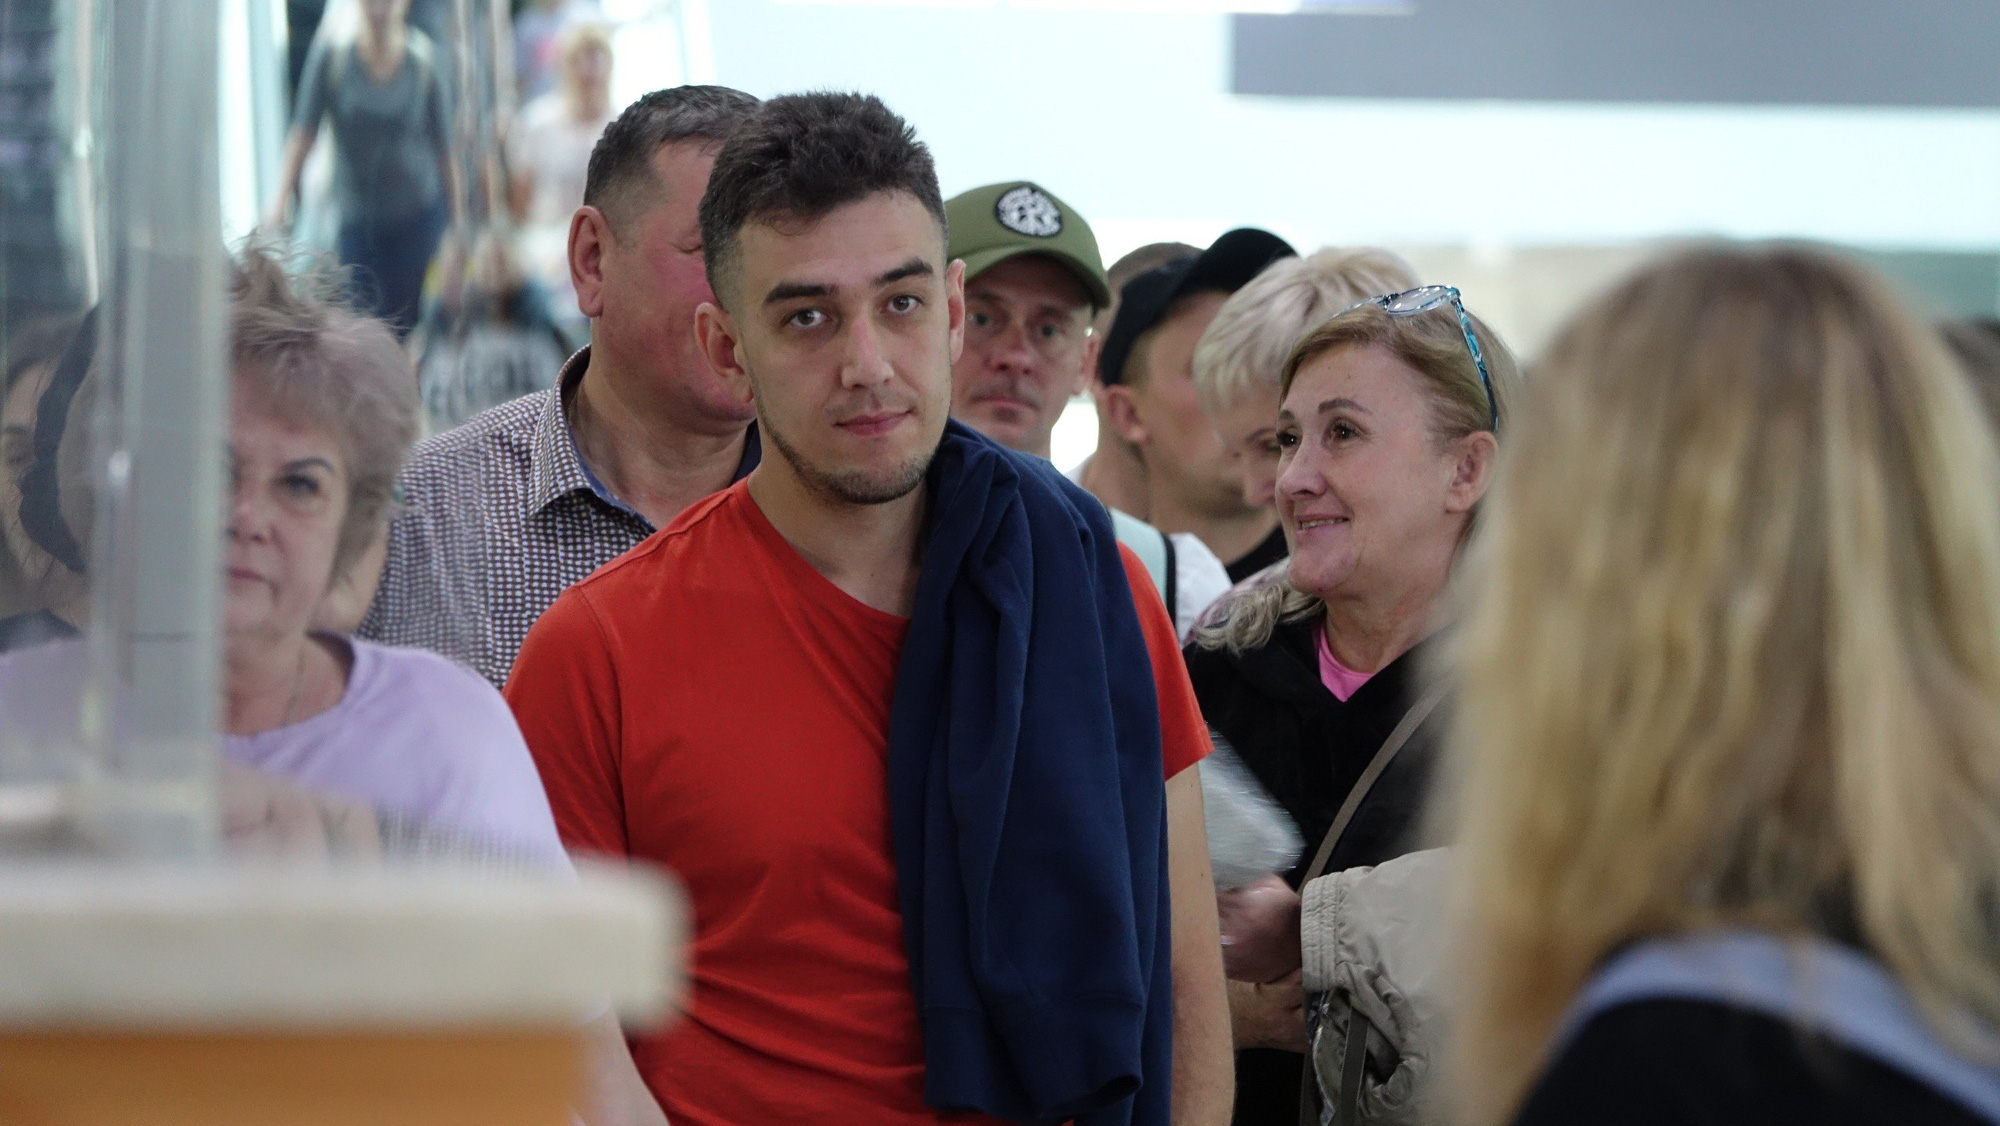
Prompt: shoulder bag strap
<box><xmin>1300</xmin><ymin>679</ymin><xmax>1449</xmax><ymax>887</ymax></box>
<box><xmin>1296</xmin><ymin>679</ymin><xmax>1449</xmax><ymax>1126</ymax></box>
<box><xmin>1161</xmin><ymin>528</ymin><xmax>1179</xmax><ymax>624</ymax></box>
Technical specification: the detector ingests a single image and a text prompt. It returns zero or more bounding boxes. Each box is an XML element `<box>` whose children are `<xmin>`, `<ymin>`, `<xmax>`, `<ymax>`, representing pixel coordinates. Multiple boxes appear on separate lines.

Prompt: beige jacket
<box><xmin>1300</xmin><ymin>847</ymin><xmax>1453</xmax><ymax>1125</ymax></box>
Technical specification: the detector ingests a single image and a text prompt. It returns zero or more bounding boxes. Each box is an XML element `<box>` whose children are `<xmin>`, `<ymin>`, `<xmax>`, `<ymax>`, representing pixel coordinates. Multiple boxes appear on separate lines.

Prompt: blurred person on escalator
<box><xmin>510</xmin><ymin>19</ymin><xmax>618</xmax><ymax>342</ymax></box>
<box><xmin>268</xmin><ymin>0</ymin><xmax>458</xmax><ymax>338</ymax></box>
<box><xmin>415</xmin><ymin>230</ymin><xmax>570</xmax><ymax>429</ymax></box>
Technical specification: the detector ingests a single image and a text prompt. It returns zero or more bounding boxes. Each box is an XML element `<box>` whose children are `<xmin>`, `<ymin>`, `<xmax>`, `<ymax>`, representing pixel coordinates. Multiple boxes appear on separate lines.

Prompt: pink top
<box><xmin>1316</xmin><ymin>628</ymin><xmax>1377</xmax><ymax>702</ymax></box>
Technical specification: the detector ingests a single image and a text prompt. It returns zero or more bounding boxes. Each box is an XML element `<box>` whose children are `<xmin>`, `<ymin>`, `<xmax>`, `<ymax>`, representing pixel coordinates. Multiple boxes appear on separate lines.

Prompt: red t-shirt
<box><xmin>507</xmin><ymin>479</ymin><xmax>1211</xmax><ymax>1126</ymax></box>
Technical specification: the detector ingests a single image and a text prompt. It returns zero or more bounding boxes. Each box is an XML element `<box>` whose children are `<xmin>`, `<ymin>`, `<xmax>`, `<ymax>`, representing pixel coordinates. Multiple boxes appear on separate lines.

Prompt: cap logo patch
<box><xmin>995</xmin><ymin>186</ymin><xmax>1063</xmax><ymax>238</ymax></box>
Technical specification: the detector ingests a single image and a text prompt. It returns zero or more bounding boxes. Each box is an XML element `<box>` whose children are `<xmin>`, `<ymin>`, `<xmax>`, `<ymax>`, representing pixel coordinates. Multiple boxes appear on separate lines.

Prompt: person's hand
<box><xmin>1228</xmin><ymin>972</ymin><xmax>1307</xmax><ymax>1053</ymax></box>
<box><xmin>1216</xmin><ymin>873</ymin><xmax>1302</xmax><ymax>982</ymax></box>
<box><xmin>221</xmin><ymin>763</ymin><xmax>380</xmax><ymax>860</ymax></box>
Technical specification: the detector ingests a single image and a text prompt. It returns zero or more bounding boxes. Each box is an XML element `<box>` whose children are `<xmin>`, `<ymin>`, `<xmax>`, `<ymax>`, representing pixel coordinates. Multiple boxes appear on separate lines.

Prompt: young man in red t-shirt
<box><xmin>506</xmin><ymin>93</ymin><xmax>1232</xmax><ymax>1126</ymax></box>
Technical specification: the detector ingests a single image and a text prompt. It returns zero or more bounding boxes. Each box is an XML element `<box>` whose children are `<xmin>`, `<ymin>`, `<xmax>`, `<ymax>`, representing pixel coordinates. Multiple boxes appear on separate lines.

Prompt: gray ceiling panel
<box><xmin>1233</xmin><ymin>2</ymin><xmax>2000</xmax><ymax>108</ymax></box>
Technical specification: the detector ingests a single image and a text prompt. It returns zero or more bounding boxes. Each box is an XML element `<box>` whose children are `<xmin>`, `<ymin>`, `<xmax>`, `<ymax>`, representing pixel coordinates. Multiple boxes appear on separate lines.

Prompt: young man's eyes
<box><xmin>781</xmin><ymin>294</ymin><xmax>924</xmax><ymax>331</ymax></box>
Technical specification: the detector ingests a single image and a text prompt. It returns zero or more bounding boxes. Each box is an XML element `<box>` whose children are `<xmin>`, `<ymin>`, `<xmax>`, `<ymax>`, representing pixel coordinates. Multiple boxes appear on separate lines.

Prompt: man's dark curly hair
<box><xmin>698</xmin><ymin>92</ymin><xmax>945</xmax><ymax>308</ymax></box>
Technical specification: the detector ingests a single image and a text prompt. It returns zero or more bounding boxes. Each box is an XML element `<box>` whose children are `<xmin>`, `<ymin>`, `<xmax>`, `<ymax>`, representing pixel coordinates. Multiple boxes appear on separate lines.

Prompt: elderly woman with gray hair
<box><xmin>220</xmin><ymin>242</ymin><xmax>566</xmax><ymax>857</ymax></box>
<box><xmin>0</xmin><ymin>247</ymin><xmax>664</xmax><ymax>1123</ymax></box>
<box><xmin>225</xmin><ymin>243</ymin><xmax>668</xmax><ymax>1125</ymax></box>
<box><xmin>1</xmin><ymin>249</ymin><xmax>565</xmax><ymax>860</ymax></box>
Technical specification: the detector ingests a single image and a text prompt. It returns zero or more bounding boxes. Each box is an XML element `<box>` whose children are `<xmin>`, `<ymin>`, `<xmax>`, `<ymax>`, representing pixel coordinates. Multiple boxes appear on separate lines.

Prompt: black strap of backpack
<box><xmin>1160</xmin><ymin>527</ymin><xmax>1178</xmax><ymax>622</ymax></box>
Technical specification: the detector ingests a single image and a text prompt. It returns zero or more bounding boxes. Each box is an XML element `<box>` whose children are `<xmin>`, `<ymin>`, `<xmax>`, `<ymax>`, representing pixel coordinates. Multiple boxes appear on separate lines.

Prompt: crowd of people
<box><xmin>6</xmin><ymin>63</ymin><xmax>2000</xmax><ymax>1126</ymax></box>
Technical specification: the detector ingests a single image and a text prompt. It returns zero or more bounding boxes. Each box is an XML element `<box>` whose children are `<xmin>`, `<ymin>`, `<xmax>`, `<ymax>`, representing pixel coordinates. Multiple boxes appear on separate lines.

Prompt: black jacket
<box><xmin>1185</xmin><ymin>615</ymin><xmax>1445</xmax><ymax>884</ymax></box>
<box><xmin>1184</xmin><ymin>615</ymin><xmax>1448</xmax><ymax>1126</ymax></box>
<box><xmin>1517</xmin><ymin>999</ymin><xmax>1984</xmax><ymax>1126</ymax></box>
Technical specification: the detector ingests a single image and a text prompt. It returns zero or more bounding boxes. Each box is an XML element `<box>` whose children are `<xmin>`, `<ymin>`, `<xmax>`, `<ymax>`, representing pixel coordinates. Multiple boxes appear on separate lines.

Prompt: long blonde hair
<box><xmin>1193</xmin><ymin>298</ymin><xmax>1517</xmax><ymax>652</ymax></box>
<box><xmin>1448</xmin><ymin>243</ymin><xmax>2000</xmax><ymax>1124</ymax></box>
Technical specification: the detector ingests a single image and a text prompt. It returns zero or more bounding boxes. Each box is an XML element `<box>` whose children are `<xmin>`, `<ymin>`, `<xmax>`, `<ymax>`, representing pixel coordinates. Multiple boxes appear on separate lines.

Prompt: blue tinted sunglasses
<box><xmin>1350</xmin><ymin>285</ymin><xmax>1498</xmax><ymax>432</ymax></box>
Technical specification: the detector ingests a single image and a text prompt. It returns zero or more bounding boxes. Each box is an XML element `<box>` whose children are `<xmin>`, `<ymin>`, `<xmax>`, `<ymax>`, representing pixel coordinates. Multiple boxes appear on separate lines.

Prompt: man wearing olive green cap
<box><xmin>946</xmin><ymin>181</ymin><xmax>1229</xmax><ymax>637</ymax></box>
<box><xmin>945</xmin><ymin>181</ymin><xmax>1112</xmax><ymax>458</ymax></box>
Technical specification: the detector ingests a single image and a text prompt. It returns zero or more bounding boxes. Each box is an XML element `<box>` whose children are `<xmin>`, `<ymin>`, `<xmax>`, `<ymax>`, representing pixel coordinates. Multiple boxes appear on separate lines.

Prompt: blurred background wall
<box><xmin>200</xmin><ymin>0</ymin><xmax>2000</xmax><ymax>464</ymax></box>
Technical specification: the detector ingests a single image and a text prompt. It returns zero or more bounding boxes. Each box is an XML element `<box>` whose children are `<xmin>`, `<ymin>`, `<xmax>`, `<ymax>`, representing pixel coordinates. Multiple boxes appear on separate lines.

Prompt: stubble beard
<box><xmin>757</xmin><ymin>403</ymin><xmax>934</xmax><ymax>507</ymax></box>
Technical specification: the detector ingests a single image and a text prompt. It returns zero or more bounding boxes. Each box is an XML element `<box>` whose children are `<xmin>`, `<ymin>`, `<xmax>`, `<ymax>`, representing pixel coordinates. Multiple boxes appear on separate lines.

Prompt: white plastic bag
<box><xmin>1201</xmin><ymin>732</ymin><xmax>1304</xmax><ymax>890</ymax></box>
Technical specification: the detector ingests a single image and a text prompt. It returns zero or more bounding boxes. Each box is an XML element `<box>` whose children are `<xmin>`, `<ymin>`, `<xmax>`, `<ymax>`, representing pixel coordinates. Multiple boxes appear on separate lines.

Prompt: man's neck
<box><xmin>1149</xmin><ymin>492</ymin><xmax>1277</xmax><ymax>569</ymax></box>
<box><xmin>1075</xmin><ymin>442</ymin><xmax>1152</xmax><ymax>520</ymax></box>
<box><xmin>747</xmin><ymin>464</ymin><xmax>927</xmax><ymax>618</ymax></box>
<box><xmin>569</xmin><ymin>348</ymin><xmax>747</xmax><ymax>530</ymax></box>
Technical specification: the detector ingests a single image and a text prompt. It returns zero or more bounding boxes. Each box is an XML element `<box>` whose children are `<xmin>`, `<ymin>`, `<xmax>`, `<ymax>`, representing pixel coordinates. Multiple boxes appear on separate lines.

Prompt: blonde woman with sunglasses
<box><xmin>1451</xmin><ymin>244</ymin><xmax>2000</xmax><ymax>1126</ymax></box>
<box><xmin>1187</xmin><ymin>286</ymin><xmax>1519</xmax><ymax>1124</ymax></box>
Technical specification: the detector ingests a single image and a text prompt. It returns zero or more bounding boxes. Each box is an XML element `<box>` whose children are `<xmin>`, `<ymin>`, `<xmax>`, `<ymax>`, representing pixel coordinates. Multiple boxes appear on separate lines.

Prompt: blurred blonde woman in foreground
<box><xmin>1451</xmin><ymin>244</ymin><xmax>2000</xmax><ymax>1126</ymax></box>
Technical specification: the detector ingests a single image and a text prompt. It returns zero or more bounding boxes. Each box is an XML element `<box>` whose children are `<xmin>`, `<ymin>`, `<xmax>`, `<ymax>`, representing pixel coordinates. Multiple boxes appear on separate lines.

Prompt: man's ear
<box><xmin>944</xmin><ymin>258</ymin><xmax>966</xmax><ymax>366</ymax></box>
<box><xmin>1445</xmin><ymin>429</ymin><xmax>1499</xmax><ymax>515</ymax></box>
<box><xmin>695</xmin><ymin>300</ymin><xmax>754</xmax><ymax>408</ymax></box>
<box><xmin>1102</xmin><ymin>382</ymin><xmax>1147</xmax><ymax>447</ymax></box>
<box><xmin>569</xmin><ymin>206</ymin><xmax>612</xmax><ymax>320</ymax></box>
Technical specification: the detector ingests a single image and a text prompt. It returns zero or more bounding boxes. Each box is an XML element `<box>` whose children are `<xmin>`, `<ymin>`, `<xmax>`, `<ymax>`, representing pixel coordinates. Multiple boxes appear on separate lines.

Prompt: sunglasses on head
<box><xmin>1348</xmin><ymin>285</ymin><xmax>1498</xmax><ymax>433</ymax></box>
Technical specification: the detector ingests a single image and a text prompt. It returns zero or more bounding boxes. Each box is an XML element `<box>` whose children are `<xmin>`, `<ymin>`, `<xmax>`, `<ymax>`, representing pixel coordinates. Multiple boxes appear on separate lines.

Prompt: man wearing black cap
<box><xmin>1099</xmin><ymin>231</ymin><xmax>1297</xmax><ymax>583</ymax></box>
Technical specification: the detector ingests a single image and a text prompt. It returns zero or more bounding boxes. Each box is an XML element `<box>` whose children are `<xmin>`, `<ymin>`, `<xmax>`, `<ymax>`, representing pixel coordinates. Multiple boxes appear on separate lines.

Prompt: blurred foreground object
<box><xmin>0</xmin><ymin>859</ymin><xmax>684</xmax><ymax>1125</ymax></box>
<box><xmin>1202</xmin><ymin>735</ymin><xmax>1302</xmax><ymax>891</ymax></box>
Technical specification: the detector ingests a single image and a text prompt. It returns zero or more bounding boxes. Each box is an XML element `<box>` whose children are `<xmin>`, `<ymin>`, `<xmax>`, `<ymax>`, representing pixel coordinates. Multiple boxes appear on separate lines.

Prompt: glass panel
<box><xmin>0</xmin><ymin>0</ymin><xmax>228</xmax><ymax>858</ymax></box>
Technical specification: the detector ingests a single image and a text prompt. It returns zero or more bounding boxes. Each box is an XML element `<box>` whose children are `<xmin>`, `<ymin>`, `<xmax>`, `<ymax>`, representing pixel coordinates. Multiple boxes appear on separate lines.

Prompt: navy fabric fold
<box><xmin>888</xmin><ymin>421</ymin><xmax>1174</xmax><ymax>1126</ymax></box>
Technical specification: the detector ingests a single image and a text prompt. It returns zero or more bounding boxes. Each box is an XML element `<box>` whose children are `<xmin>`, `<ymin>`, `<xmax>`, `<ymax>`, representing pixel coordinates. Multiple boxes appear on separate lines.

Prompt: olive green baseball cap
<box><xmin>945</xmin><ymin>181</ymin><xmax>1112</xmax><ymax>311</ymax></box>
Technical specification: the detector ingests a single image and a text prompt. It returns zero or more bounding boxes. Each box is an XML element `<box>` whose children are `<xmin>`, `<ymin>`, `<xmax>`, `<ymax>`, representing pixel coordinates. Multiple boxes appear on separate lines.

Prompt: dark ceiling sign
<box><xmin>1233</xmin><ymin>0</ymin><xmax>2000</xmax><ymax>108</ymax></box>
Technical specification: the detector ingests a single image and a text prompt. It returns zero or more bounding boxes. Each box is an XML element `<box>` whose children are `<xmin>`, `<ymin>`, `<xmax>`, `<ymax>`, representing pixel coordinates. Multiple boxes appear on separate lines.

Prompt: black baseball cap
<box><xmin>1097</xmin><ymin>228</ymin><xmax>1297</xmax><ymax>386</ymax></box>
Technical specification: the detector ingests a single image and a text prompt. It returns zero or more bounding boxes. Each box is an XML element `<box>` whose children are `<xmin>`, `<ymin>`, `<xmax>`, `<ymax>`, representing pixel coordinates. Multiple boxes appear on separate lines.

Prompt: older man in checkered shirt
<box><xmin>359</xmin><ymin>85</ymin><xmax>763</xmax><ymax>687</ymax></box>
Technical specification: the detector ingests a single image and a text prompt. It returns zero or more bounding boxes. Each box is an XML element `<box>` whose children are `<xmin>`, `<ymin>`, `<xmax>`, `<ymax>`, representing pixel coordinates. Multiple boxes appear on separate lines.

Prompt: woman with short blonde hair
<box><xmin>1452</xmin><ymin>244</ymin><xmax>2000</xmax><ymax>1126</ymax></box>
<box><xmin>1192</xmin><ymin>247</ymin><xmax>1418</xmax><ymax>509</ymax></box>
